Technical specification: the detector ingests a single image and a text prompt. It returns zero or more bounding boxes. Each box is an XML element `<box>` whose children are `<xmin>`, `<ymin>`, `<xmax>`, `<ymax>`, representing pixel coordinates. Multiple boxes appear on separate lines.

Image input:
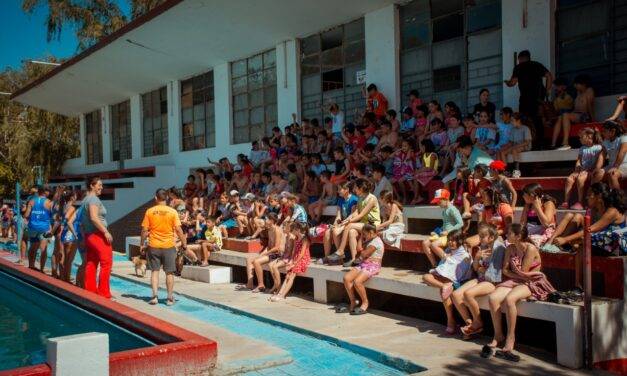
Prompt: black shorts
<box><xmin>147</xmin><ymin>247</ymin><xmax>177</xmax><ymax>273</ymax></box>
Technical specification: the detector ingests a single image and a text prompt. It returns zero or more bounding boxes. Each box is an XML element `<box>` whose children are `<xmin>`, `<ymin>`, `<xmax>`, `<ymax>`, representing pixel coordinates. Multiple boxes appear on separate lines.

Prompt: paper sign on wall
<box><xmin>356</xmin><ymin>70</ymin><xmax>366</xmax><ymax>84</ymax></box>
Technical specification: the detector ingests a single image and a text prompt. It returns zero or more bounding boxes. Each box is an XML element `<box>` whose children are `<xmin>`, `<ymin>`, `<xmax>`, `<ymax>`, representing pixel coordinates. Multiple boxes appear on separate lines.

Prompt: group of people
<box><xmin>7</xmin><ymin>56</ymin><xmax>627</xmax><ymax>363</ymax></box>
<box><xmin>12</xmin><ymin>178</ymin><xmax>113</xmax><ymax>298</ymax></box>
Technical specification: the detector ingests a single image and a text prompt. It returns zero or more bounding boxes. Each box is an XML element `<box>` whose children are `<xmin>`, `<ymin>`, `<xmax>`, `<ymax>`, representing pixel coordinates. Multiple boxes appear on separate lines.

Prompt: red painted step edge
<box><xmin>0</xmin><ymin>253</ymin><xmax>217</xmax><ymax>376</ymax></box>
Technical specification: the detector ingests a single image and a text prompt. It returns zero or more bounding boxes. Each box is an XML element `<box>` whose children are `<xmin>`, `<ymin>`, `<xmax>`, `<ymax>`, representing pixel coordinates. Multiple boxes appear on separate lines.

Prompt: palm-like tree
<box><xmin>131</xmin><ymin>0</ymin><xmax>167</xmax><ymax>19</ymax></box>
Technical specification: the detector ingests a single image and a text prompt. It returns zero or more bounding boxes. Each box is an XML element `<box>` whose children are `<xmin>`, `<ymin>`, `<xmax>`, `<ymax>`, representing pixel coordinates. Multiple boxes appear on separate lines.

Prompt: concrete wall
<box><xmin>365</xmin><ymin>4</ymin><xmax>400</xmax><ymax>111</ymax></box>
<box><xmin>276</xmin><ymin>40</ymin><xmax>300</xmax><ymax>128</ymax></box>
<box><xmin>501</xmin><ymin>0</ymin><xmax>554</xmax><ymax>110</ymax></box>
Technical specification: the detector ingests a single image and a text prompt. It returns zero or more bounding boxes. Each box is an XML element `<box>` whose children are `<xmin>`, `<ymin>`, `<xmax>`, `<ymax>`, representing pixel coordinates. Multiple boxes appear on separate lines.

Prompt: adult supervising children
<box><xmin>140</xmin><ymin>188</ymin><xmax>187</xmax><ymax>306</ymax></box>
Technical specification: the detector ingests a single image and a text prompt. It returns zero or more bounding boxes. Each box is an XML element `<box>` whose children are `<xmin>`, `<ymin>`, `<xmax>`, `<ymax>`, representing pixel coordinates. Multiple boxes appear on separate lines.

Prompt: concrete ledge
<box><xmin>222</xmin><ymin>238</ymin><xmax>264</xmax><ymax>253</ymax></box>
<box><xmin>48</xmin><ymin>332</ymin><xmax>109</xmax><ymax>376</ymax></box>
<box><xmin>182</xmin><ymin>265</ymin><xmax>232</xmax><ymax>284</ymax></box>
<box><xmin>209</xmin><ymin>249</ymin><xmax>590</xmax><ymax>368</ymax></box>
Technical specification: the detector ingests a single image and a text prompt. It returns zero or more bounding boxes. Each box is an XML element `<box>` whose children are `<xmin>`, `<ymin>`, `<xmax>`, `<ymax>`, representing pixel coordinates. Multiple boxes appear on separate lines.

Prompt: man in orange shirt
<box><xmin>365</xmin><ymin>83</ymin><xmax>389</xmax><ymax>119</ymax></box>
<box><xmin>140</xmin><ymin>188</ymin><xmax>187</xmax><ymax>306</ymax></box>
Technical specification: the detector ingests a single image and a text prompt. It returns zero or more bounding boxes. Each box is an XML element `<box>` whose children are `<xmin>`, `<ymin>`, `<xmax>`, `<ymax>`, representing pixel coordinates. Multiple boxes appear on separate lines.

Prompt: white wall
<box><xmin>130</xmin><ymin>94</ymin><xmax>142</xmax><ymax>160</ymax></box>
<box><xmin>101</xmin><ymin>105</ymin><xmax>112</xmax><ymax>164</ymax></box>
<box><xmin>276</xmin><ymin>40</ymin><xmax>300</xmax><ymax>128</ymax></box>
<box><xmin>167</xmin><ymin>80</ymin><xmax>181</xmax><ymax>156</ymax></box>
<box><xmin>365</xmin><ymin>4</ymin><xmax>400</xmax><ymax>111</ymax></box>
<box><xmin>501</xmin><ymin>0</ymin><xmax>554</xmax><ymax>110</ymax></box>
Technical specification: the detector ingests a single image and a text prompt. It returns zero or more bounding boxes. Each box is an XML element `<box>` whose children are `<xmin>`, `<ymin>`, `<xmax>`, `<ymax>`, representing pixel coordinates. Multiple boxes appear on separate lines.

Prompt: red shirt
<box><xmin>367</xmin><ymin>92</ymin><xmax>389</xmax><ymax>118</ymax></box>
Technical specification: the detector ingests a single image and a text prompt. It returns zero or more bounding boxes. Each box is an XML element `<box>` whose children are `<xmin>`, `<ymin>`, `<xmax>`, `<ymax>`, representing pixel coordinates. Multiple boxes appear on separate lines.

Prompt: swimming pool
<box><xmin>1</xmin><ymin>243</ymin><xmax>424</xmax><ymax>375</ymax></box>
<box><xmin>0</xmin><ymin>270</ymin><xmax>153</xmax><ymax>371</ymax></box>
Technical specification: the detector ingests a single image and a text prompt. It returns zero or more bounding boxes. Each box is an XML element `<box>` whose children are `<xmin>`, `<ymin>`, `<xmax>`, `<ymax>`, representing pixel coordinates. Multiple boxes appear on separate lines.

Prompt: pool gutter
<box><xmin>0</xmin><ymin>253</ymin><xmax>218</xmax><ymax>376</ymax></box>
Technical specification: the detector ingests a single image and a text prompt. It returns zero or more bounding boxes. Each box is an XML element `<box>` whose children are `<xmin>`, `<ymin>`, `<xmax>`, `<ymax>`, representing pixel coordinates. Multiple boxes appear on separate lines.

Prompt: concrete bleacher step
<box><xmin>207</xmin><ymin>249</ymin><xmax>619</xmax><ymax>369</ymax></box>
<box><xmin>222</xmin><ymin>238</ymin><xmax>264</xmax><ymax>253</ymax></box>
<box><xmin>181</xmin><ymin>265</ymin><xmax>232</xmax><ymax>284</ymax></box>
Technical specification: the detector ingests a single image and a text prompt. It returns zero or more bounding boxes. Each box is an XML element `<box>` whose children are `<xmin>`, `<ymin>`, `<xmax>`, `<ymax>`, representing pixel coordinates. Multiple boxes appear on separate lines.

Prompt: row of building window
<box><xmin>85</xmin><ymin>0</ymin><xmax>620</xmax><ymax>164</ymax></box>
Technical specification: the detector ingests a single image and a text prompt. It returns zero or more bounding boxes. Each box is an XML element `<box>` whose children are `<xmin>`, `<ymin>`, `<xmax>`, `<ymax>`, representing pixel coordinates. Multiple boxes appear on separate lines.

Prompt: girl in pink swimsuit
<box><xmin>483</xmin><ymin>224</ymin><xmax>555</xmax><ymax>362</ymax></box>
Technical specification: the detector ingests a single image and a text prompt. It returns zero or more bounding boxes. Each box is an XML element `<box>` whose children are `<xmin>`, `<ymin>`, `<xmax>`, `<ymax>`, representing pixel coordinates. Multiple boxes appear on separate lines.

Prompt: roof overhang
<box><xmin>11</xmin><ymin>0</ymin><xmax>395</xmax><ymax>116</ymax></box>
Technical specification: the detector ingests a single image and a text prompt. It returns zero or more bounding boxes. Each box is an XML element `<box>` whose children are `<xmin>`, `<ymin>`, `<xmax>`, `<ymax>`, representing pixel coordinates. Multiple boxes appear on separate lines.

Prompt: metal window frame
<box><xmin>399</xmin><ymin>0</ymin><xmax>502</xmax><ymax>112</ymax></box>
<box><xmin>181</xmin><ymin>70</ymin><xmax>215</xmax><ymax>151</ymax></box>
<box><xmin>299</xmin><ymin>18</ymin><xmax>366</xmax><ymax>124</ymax></box>
<box><xmin>231</xmin><ymin>49</ymin><xmax>278</xmax><ymax>144</ymax></box>
<box><xmin>141</xmin><ymin>87</ymin><xmax>168</xmax><ymax>157</ymax></box>
<box><xmin>110</xmin><ymin>100</ymin><xmax>131</xmax><ymax>161</ymax></box>
<box><xmin>85</xmin><ymin>109</ymin><xmax>103</xmax><ymax>165</ymax></box>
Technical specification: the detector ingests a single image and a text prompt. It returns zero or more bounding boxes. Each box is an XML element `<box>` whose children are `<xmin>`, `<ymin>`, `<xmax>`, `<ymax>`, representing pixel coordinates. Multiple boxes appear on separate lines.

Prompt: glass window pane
<box><xmin>321</xmin><ymin>47</ymin><xmax>343</xmax><ymax>70</ymax></box>
<box><xmin>301</xmin><ymin>35</ymin><xmax>320</xmax><ymax>56</ymax></box>
<box><xmin>232</xmin><ymin>60</ymin><xmax>247</xmax><ymax>77</ymax></box>
<box><xmin>193</xmin><ymin>103</ymin><xmax>204</xmax><ymax>120</ymax></box>
<box><xmin>264</xmin><ymin>86</ymin><xmax>277</xmax><ymax>104</ymax></box>
<box><xmin>234</xmin><ymin>110</ymin><xmax>248</xmax><ymax>127</ymax></box>
<box><xmin>344</xmin><ymin>18</ymin><xmax>364</xmax><ymax>42</ymax></box>
<box><xmin>250</xmin><ymin>124</ymin><xmax>265</xmax><ymax>141</ymax></box>
<box><xmin>558</xmin><ymin>1</ymin><xmax>609</xmax><ymax>40</ymax></box>
<box><xmin>250</xmin><ymin>107</ymin><xmax>264</xmax><ymax>124</ymax></box>
<box><xmin>431</xmin><ymin>0</ymin><xmax>463</xmax><ymax>18</ymax></box>
<box><xmin>468</xmin><ymin>0</ymin><xmax>501</xmax><ymax>33</ymax></box>
<box><xmin>234</xmin><ymin>93</ymin><xmax>248</xmax><ymax>111</ymax></box>
<box><xmin>265</xmin><ymin>104</ymin><xmax>277</xmax><ymax>122</ymax></box>
<box><xmin>401</xmin><ymin>21</ymin><xmax>430</xmax><ymax>49</ymax></box>
<box><xmin>248</xmin><ymin>54</ymin><xmax>263</xmax><ymax>73</ymax></box>
<box><xmin>264</xmin><ymin>50</ymin><xmax>276</xmax><ymax>68</ymax></box>
<box><xmin>249</xmin><ymin>72</ymin><xmax>263</xmax><ymax>90</ymax></box>
<box><xmin>233</xmin><ymin>127</ymin><xmax>249</xmax><ymax>144</ymax></box>
<box><xmin>250</xmin><ymin>89</ymin><xmax>263</xmax><ymax>107</ymax></box>
<box><xmin>433</xmin><ymin>65</ymin><xmax>462</xmax><ymax>92</ymax></box>
<box><xmin>263</xmin><ymin>68</ymin><xmax>276</xmax><ymax>85</ymax></box>
<box><xmin>301</xmin><ymin>55</ymin><xmax>320</xmax><ymax>76</ymax></box>
<box><xmin>181</xmin><ymin>92</ymin><xmax>192</xmax><ymax>108</ymax></box>
<box><xmin>182</xmin><ymin>80</ymin><xmax>193</xmax><ymax>94</ymax></box>
<box><xmin>232</xmin><ymin>76</ymin><xmax>247</xmax><ymax>95</ymax></box>
<box><xmin>344</xmin><ymin>40</ymin><xmax>365</xmax><ymax>64</ymax></box>
<box><xmin>322</xmin><ymin>69</ymin><xmax>344</xmax><ymax>92</ymax></box>
<box><xmin>433</xmin><ymin>13</ymin><xmax>463</xmax><ymax>42</ymax></box>
<box><xmin>321</xmin><ymin>27</ymin><xmax>343</xmax><ymax>51</ymax></box>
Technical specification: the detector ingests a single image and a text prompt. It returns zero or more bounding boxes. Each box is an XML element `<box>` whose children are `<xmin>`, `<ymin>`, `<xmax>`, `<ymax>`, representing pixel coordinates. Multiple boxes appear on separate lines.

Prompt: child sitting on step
<box><xmin>421</xmin><ymin>189</ymin><xmax>464</xmax><ymax>267</ymax></box>
<box><xmin>423</xmin><ymin>230</ymin><xmax>472</xmax><ymax>334</ymax></box>
<box><xmin>270</xmin><ymin>222</ymin><xmax>311</xmax><ymax>302</ymax></box>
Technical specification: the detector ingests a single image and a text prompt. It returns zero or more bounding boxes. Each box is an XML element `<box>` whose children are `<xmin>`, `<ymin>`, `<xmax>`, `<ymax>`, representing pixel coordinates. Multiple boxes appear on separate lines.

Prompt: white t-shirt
<box><xmin>373</xmin><ymin>176</ymin><xmax>393</xmax><ymax>199</ymax></box>
<box><xmin>364</xmin><ymin>236</ymin><xmax>385</xmax><ymax>263</ymax></box>
<box><xmin>249</xmin><ymin>149</ymin><xmax>270</xmax><ymax>167</ymax></box>
<box><xmin>332</xmin><ymin>111</ymin><xmax>345</xmax><ymax>134</ymax></box>
<box><xmin>620</xmin><ymin>135</ymin><xmax>627</xmax><ymax>166</ymax></box>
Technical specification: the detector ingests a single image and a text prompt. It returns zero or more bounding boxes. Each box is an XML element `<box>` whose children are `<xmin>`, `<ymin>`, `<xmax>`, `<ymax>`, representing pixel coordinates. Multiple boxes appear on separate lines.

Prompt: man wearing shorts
<box><xmin>140</xmin><ymin>188</ymin><xmax>187</xmax><ymax>306</ymax></box>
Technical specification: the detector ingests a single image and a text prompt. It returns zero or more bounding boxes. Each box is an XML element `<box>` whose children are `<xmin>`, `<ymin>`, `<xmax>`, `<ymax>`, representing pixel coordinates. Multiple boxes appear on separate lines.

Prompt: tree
<box><xmin>22</xmin><ymin>0</ymin><xmax>127</xmax><ymax>51</ymax></box>
<box><xmin>0</xmin><ymin>61</ymin><xmax>79</xmax><ymax>195</ymax></box>
<box><xmin>131</xmin><ymin>0</ymin><xmax>167</xmax><ymax>19</ymax></box>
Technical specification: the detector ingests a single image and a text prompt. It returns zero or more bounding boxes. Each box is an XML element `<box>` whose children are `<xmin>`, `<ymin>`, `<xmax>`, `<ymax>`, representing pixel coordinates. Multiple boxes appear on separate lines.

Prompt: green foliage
<box><xmin>0</xmin><ymin>62</ymin><xmax>79</xmax><ymax>195</ymax></box>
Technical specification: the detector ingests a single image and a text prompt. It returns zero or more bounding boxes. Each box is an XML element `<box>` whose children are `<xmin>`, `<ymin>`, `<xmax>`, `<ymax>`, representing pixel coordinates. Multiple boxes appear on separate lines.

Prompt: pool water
<box><xmin>0</xmin><ymin>270</ymin><xmax>154</xmax><ymax>371</ymax></box>
<box><xmin>1</xmin><ymin>243</ymin><xmax>423</xmax><ymax>375</ymax></box>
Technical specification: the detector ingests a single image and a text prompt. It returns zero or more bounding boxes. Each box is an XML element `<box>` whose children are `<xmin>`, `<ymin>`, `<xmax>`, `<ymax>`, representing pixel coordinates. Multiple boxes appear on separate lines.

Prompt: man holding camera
<box><xmin>140</xmin><ymin>188</ymin><xmax>187</xmax><ymax>306</ymax></box>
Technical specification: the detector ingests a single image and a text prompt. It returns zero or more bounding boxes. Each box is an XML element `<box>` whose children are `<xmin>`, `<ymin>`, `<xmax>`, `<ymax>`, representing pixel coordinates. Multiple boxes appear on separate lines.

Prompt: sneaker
<box><xmin>342</xmin><ymin>259</ymin><xmax>355</xmax><ymax>268</ymax></box>
<box><xmin>557</xmin><ymin>145</ymin><xmax>571</xmax><ymax>151</ymax></box>
<box><xmin>570</xmin><ymin>202</ymin><xmax>584</xmax><ymax>210</ymax></box>
<box><xmin>512</xmin><ymin>170</ymin><xmax>521</xmax><ymax>178</ymax></box>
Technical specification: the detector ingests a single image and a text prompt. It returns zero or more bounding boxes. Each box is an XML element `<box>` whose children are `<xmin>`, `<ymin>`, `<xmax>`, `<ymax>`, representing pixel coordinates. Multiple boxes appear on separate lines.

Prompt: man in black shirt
<box><xmin>505</xmin><ymin>50</ymin><xmax>553</xmax><ymax>149</ymax></box>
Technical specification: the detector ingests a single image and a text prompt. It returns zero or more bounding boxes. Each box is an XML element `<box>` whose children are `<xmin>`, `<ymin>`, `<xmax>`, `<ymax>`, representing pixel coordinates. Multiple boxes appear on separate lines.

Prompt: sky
<box><xmin>0</xmin><ymin>1</ymin><xmax>130</xmax><ymax>71</ymax></box>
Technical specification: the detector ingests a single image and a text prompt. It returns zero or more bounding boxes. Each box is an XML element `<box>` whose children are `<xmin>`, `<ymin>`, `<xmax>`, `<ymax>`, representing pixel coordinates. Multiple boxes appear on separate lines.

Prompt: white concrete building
<box><xmin>11</xmin><ymin>0</ymin><xmax>624</xmax><ymax>221</ymax></box>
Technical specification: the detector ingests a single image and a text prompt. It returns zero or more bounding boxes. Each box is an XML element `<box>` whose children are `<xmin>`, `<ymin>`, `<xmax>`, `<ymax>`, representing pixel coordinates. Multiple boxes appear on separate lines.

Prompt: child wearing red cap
<box><xmin>421</xmin><ymin>189</ymin><xmax>463</xmax><ymax>267</ymax></box>
<box><xmin>489</xmin><ymin>160</ymin><xmax>517</xmax><ymax>208</ymax></box>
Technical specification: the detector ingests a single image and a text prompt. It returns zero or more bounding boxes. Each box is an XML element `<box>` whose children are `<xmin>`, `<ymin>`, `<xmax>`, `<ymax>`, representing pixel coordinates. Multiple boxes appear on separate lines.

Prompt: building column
<box><xmin>501</xmin><ymin>0</ymin><xmax>554</xmax><ymax>110</ymax></box>
<box><xmin>101</xmin><ymin>105</ymin><xmax>111</xmax><ymax>164</ymax></box>
<box><xmin>365</xmin><ymin>4</ymin><xmax>400</xmax><ymax>111</ymax></box>
<box><xmin>276</xmin><ymin>40</ymin><xmax>299</xmax><ymax>128</ymax></box>
<box><xmin>130</xmin><ymin>94</ymin><xmax>142</xmax><ymax>159</ymax></box>
<box><xmin>79</xmin><ymin>114</ymin><xmax>87</xmax><ymax>165</ymax></box>
<box><xmin>213</xmin><ymin>63</ymin><xmax>232</xmax><ymax>148</ymax></box>
<box><xmin>167</xmin><ymin>80</ymin><xmax>181</xmax><ymax>155</ymax></box>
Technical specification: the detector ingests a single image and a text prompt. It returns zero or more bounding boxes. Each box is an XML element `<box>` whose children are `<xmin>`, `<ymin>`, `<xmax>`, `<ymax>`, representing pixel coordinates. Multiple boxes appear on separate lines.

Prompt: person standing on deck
<box><xmin>504</xmin><ymin>50</ymin><xmax>553</xmax><ymax>150</ymax></box>
<box><xmin>24</xmin><ymin>185</ymin><xmax>54</xmax><ymax>271</ymax></box>
<box><xmin>82</xmin><ymin>177</ymin><xmax>113</xmax><ymax>299</ymax></box>
<box><xmin>140</xmin><ymin>188</ymin><xmax>187</xmax><ymax>306</ymax></box>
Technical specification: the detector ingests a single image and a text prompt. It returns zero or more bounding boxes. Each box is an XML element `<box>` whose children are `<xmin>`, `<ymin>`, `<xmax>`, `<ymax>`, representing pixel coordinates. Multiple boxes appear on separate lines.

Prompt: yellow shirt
<box><xmin>553</xmin><ymin>93</ymin><xmax>574</xmax><ymax>112</ymax></box>
<box><xmin>141</xmin><ymin>204</ymin><xmax>181</xmax><ymax>249</ymax></box>
<box><xmin>204</xmin><ymin>225</ymin><xmax>223</xmax><ymax>249</ymax></box>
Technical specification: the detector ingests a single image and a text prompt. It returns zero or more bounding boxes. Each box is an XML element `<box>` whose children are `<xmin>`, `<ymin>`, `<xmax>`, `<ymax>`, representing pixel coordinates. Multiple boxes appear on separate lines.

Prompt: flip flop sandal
<box><xmin>349</xmin><ymin>307</ymin><xmax>367</xmax><ymax>315</ymax></box>
<box><xmin>166</xmin><ymin>297</ymin><xmax>175</xmax><ymax>306</ymax></box>
<box><xmin>252</xmin><ymin>287</ymin><xmax>266</xmax><ymax>293</ymax></box>
<box><xmin>495</xmin><ymin>350</ymin><xmax>520</xmax><ymax>362</ymax></box>
<box><xmin>335</xmin><ymin>306</ymin><xmax>350</xmax><ymax>313</ymax></box>
<box><xmin>480</xmin><ymin>344</ymin><xmax>496</xmax><ymax>359</ymax></box>
<box><xmin>461</xmin><ymin>325</ymin><xmax>483</xmax><ymax>339</ymax></box>
<box><xmin>149</xmin><ymin>296</ymin><xmax>158</xmax><ymax>305</ymax></box>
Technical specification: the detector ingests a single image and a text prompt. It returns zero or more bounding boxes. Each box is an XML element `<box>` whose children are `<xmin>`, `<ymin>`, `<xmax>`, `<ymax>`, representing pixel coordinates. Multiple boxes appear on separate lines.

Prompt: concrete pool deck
<box><xmin>109</xmin><ymin>259</ymin><xmax>609</xmax><ymax>376</ymax></box>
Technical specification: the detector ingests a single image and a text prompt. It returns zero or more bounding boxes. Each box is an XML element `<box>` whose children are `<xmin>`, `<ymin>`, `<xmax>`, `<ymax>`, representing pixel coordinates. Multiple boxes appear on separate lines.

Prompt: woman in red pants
<box><xmin>81</xmin><ymin>177</ymin><xmax>113</xmax><ymax>299</ymax></box>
